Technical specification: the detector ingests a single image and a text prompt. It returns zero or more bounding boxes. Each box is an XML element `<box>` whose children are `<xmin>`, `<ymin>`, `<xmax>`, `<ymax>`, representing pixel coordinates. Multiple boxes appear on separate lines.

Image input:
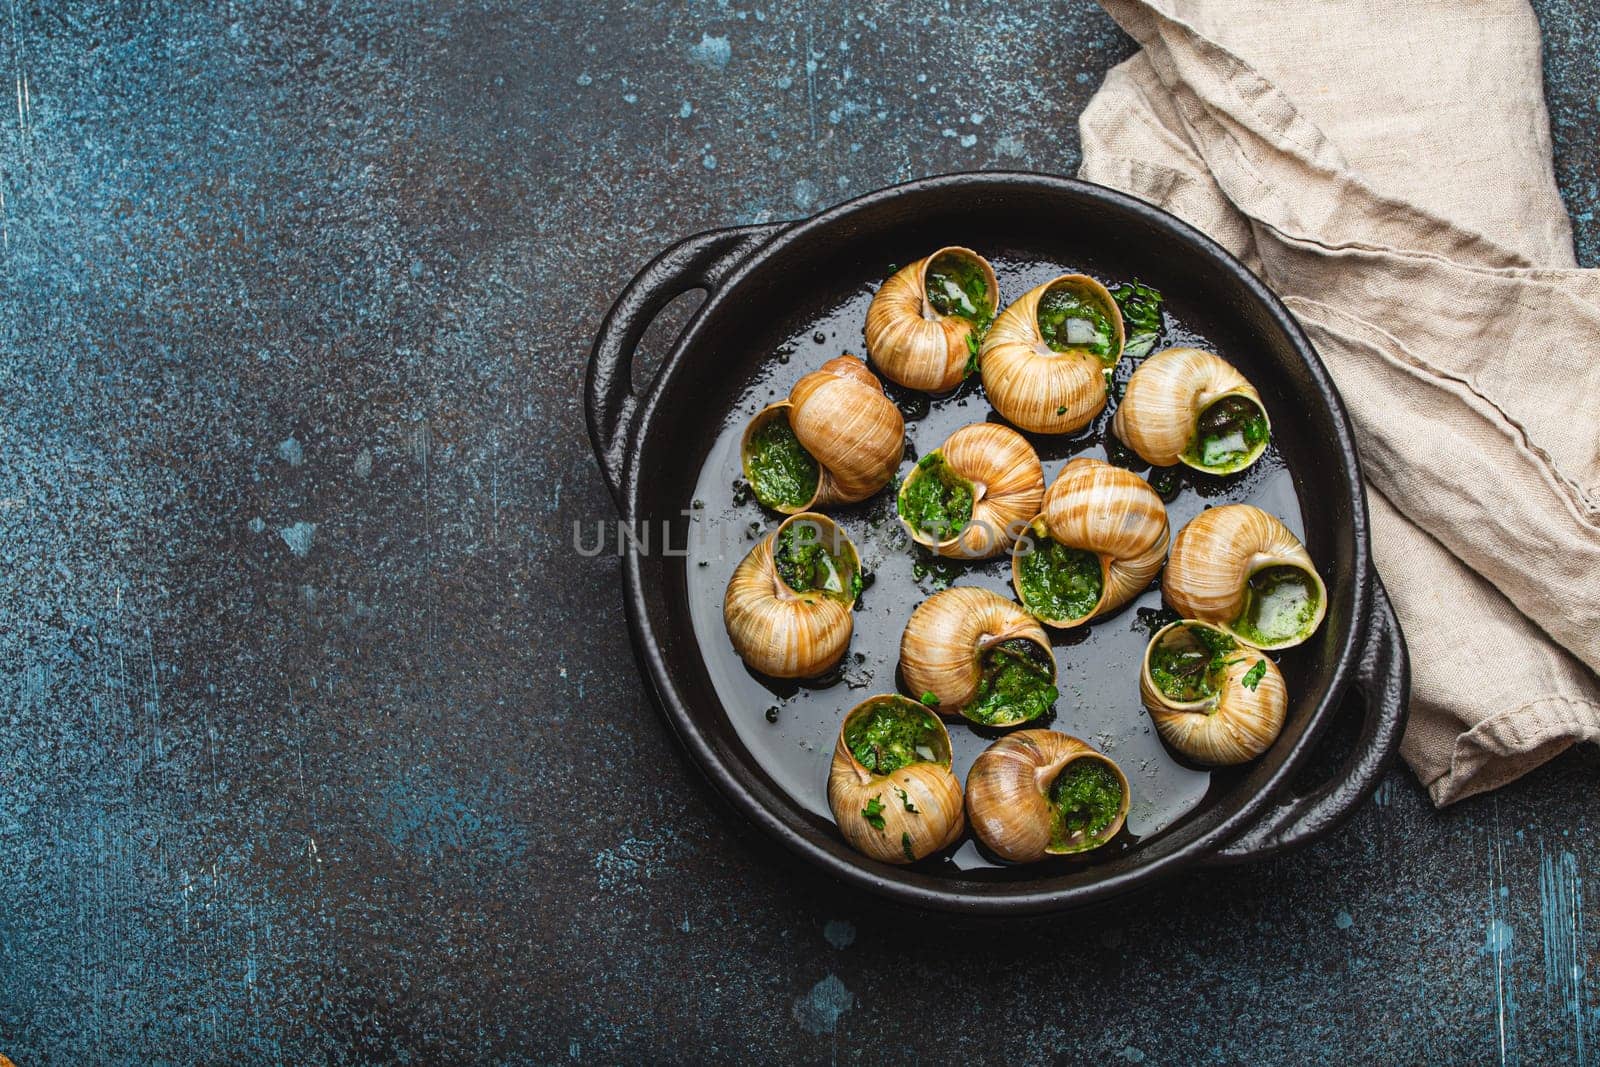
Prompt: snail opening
<box><xmin>844</xmin><ymin>699</ymin><xmax>948</xmax><ymax>775</ymax></box>
<box><xmin>1237</xmin><ymin>565</ymin><xmax>1321</xmax><ymax>646</ymax></box>
<box><xmin>924</xmin><ymin>250</ymin><xmax>994</xmax><ymax>329</ymax></box>
<box><xmin>968</xmin><ymin>639</ymin><xmax>1058</xmax><ymax>727</ymax></box>
<box><xmin>773</xmin><ymin>519</ymin><xmax>859</xmax><ymax>603</ymax></box>
<box><xmin>1016</xmin><ymin>534</ymin><xmax>1103</xmax><ymax>623</ymax></box>
<box><xmin>1036</xmin><ymin>281</ymin><xmax>1117</xmax><ymax>364</ymax></box>
<box><xmin>1188</xmin><ymin>395</ymin><xmax>1269</xmax><ymax>471</ymax></box>
<box><xmin>1047</xmin><ymin>758</ymin><xmax>1124</xmax><ymax>854</ymax></box>
<box><xmin>745</xmin><ymin>410</ymin><xmax>820</xmax><ymax>511</ymax></box>
<box><xmin>898</xmin><ymin>452</ymin><xmax>975</xmax><ymax>543</ymax></box>
<box><xmin>1147</xmin><ymin>623</ymin><xmax>1238</xmax><ymax>705</ymax></box>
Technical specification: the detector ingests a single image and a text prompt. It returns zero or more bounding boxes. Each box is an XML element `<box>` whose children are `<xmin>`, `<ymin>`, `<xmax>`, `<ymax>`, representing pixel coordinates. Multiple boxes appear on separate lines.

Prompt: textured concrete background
<box><xmin>0</xmin><ymin>1</ymin><xmax>1596</xmax><ymax>1063</ymax></box>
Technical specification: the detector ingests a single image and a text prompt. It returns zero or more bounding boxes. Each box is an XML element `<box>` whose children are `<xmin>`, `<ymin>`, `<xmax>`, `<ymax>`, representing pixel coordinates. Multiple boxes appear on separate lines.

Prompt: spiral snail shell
<box><xmin>741</xmin><ymin>355</ymin><xmax>905</xmax><ymax>514</ymax></box>
<box><xmin>1112</xmin><ymin>348</ymin><xmax>1271</xmax><ymax>474</ymax></box>
<box><xmin>1163</xmin><ymin>504</ymin><xmax>1327</xmax><ymax>651</ymax></box>
<box><xmin>980</xmin><ymin>274</ymin><xmax>1125</xmax><ymax>434</ymax></box>
<box><xmin>896</xmin><ymin>423</ymin><xmax>1044</xmax><ymax>559</ymax></box>
<box><xmin>1140</xmin><ymin>620</ymin><xmax>1288</xmax><ymax>765</ymax></box>
<box><xmin>864</xmin><ymin>247</ymin><xmax>999</xmax><ymax>393</ymax></box>
<box><xmin>1011</xmin><ymin>458</ymin><xmax>1169</xmax><ymax>628</ymax></box>
<box><xmin>723</xmin><ymin>513</ymin><xmax>862</xmax><ymax>678</ymax></box>
<box><xmin>828</xmin><ymin>694</ymin><xmax>966</xmax><ymax>864</ymax></box>
<box><xmin>899</xmin><ymin>587</ymin><xmax>1057</xmax><ymax>727</ymax></box>
<box><xmin>965</xmin><ymin>730</ymin><xmax>1130</xmax><ymax>862</ymax></box>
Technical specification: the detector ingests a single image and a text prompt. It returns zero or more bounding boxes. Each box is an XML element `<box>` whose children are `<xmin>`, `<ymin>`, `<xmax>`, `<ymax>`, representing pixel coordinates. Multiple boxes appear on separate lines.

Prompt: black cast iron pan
<box><xmin>585</xmin><ymin>172</ymin><xmax>1408</xmax><ymax>915</ymax></box>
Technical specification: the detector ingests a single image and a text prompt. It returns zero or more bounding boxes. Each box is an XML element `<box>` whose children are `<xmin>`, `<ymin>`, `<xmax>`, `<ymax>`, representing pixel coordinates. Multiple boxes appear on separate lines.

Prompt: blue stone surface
<box><xmin>0</xmin><ymin>1</ymin><xmax>1596</xmax><ymax>1062</ymax></box>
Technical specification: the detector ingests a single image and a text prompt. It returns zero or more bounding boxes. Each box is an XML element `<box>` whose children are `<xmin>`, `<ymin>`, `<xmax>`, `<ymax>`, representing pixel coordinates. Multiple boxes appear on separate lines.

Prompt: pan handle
<box><xmin>585</xmin><ymin>221</ymin><xmax>789</xmax><ymax>511</ymax></box>
<box><xmin>1206</xmin><ymin>574</ymin><xmax>1409</xmax><ymax>864</ymax></box>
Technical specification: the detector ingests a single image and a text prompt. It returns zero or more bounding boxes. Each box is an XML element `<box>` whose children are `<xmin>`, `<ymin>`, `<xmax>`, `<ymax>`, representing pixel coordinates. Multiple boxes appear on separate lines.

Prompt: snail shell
<box><xmin>1140</xmin><ymin>620</ymin><xmax>1288</xmax><ymax>765</ymax></box>
<box><xmin>865</xmin><ymin>246</ymin><xmax>999</xmax><ymax>392</ymax></box>
<box><xmin>827</xmin><ymin>694</ymin><xmax>966</xmax><ymax>864</ymax></box>
<box><xmin>1011</xmin><ymin>458</ymin><xmax>1169</xmax><ymax>628</ymax></box>
<box><xmin>980</xmin><ymin>274</ymin><xmax>1125</xmax><ymax>434</ymax></box>
<box><xmin>965</xmin><ymin>730</ymin><xmax>1130</xmax><ymax>862</ymax></box>
<box><xmin>723</xmin><ymin>513</ymin><xmax>861</xmax><ymax>678</ymax></box>
<box><xmin>1112</xmin><ymin>347</ymin><xmax>1271</xmax><ymax>474</ymax></box>
<box><xmin>1163</xmin><ymin>504</ymin><xmax>1327</xmax><ymax>650</ymax></box>
<box><xmin>899</xmin><ymin>587</ymin><xmax>1057</xmax><ymax>727</ymax></box>
<box><xmin>896</xmin><ymin>423</ymin><xmax>1045</xmax><ymax>559</ymax></box>
<box><xmin>741</xmin><ymin>355</ymin><xmax>905</xmax><ymax>514</ymax></box>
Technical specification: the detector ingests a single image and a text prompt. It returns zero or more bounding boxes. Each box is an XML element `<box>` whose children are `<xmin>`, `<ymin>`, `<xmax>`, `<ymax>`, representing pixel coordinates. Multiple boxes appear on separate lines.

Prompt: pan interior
<box><xmin>633</xmin><ymin>183</ymin><xmax>1357</xmax><ymax>892</ymax></box>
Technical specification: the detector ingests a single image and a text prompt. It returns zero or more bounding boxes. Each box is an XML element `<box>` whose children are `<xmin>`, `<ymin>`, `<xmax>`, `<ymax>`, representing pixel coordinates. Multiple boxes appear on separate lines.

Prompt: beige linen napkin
<box><xmin>1079</xmin><ymin>0</ymin><xmax>1600</xmax><ymax>805</ymax></box>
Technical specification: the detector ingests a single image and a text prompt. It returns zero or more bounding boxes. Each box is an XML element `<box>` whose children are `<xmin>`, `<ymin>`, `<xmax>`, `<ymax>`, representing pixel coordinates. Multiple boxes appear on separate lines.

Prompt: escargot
<box><xmin>1112</xmin><ymin>347</ymin><xmax>1271</xmax><ymax>474</ymax></box>
<box><xmin>827</xmin><ymin>694</ymin><xmax>965</xmax><ymax>864</ymax></box>
<box><xmin>966</xmin><ymin>730</ymin><xmax>1129</xmax><ymax>862</ymax></box>
<box><xmin>1140</xmin><ymin>620</ymin><xmax>1288</xmax><ymax>764</ymax></box>
<box><xmin>741</xmin><ymin>355</ymin><xmax>905</xmax><ymax>514</ymax></box>
<box><xmin>1163</xmin><ymin>504</ymin><xmax>1327</xmax><ymax>650</ymax></box>
<box><xmin>864</xmin><ymin>246</ymin><xmax>999</xmax><ymax>392</ymax></box>
<box><xmin>723</xmin><ymin>512</ymin><xmax>862</xmax><ymax>678</ymax></box>
<box><xmin>1011</xmin><ymin>458</ymin><xmax>1169</xmax><ymax>628</ymax></box>
<box><xmin>980</xmin><ymin>274</ymin><xmax>1125</xmax><ymax>434</ymax></box>
<box><xmin>899</xmin><ymin>587</ymin><xmax>1058</xmax><ymax>727</ymax></box>
<box><xmin>896</xmin><ymin>423</ymin><xmax>1044</xmax><ymax>559</ymax></box>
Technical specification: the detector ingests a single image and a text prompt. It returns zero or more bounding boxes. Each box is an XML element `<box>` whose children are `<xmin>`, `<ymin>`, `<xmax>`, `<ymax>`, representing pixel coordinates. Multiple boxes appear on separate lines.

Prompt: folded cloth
<box><xmin>1079</xmin><ymin>0</ymin><xmax>1600</xmax><ymax>806</ymax></box>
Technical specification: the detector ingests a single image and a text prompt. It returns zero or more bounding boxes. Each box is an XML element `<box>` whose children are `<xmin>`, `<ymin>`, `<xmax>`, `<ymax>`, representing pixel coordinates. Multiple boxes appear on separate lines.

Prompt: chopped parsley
<box><xmin>745</xmin><ymin>415</ymin><xmax>820</xmax><ymax>510</ymax></box>
<box><xmin>965</xmin><ymin>639</ymin><xmax>1057</xmax><ymax>726</ymax></box>
<box><xmin>862</xmin><ymin>795</ymin><xmax>886</xmax><ymax>831</ymax></box>
<box><xmin>1148</xmin><ymin>623</ymin><xmax>1238</xmax><ymax>702</ymax></box>
<box><xmin>919</xmin><ymin>691</ymin><xmax>940</xmax><ymax>706</ymax></box>
<box><xmin>898</xmin><ymin>452</ymin><xmax>975</xmax><ymax>542</ymax></box>
<box><xmin>1016</xmin><ymin>535</ymin><xmax>1104</xmax><ymax>622</ymax></box>
<box><xmin>925</xmin><ymin>250</ymin><xmax>994</xmax><ymax>328</ymax></box>
<box><xmin>1241</xmin><ymin>659</ymin><xmax>1268</xmax><ymax>691</ymax></box>
<box><xmin>1048</xmin><ymin>759</ymin><xmax>1124</xmax><ymax>853</ymax></box>
<box><xmin>901</xmin><ymin>831</ymin><xmax>915</xmax><ymax>861</ymax></box>
<box><xmin>844</xmin><ymin>700</ymin><xmax>946</xmax><ymax>775</ymax></box>
<box><xmin>1037</xmin><ymin>283</ymin><xmax>1116</xmax><ymax>361</ymax></box>
<box><xmin>894</xmin><ymin>786</ymin><xmax>918</xmax><ymax>813</ymax></box>
<box><xmin>773</xmin><ymin>520</ymin><xmax>856</xmax><ymax>602</ymax></box>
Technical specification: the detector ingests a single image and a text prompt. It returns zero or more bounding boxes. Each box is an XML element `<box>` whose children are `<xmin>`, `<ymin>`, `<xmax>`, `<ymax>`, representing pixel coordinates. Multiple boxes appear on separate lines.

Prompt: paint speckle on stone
<box><xmin>792</xmin><ymin>974</ymin><xmax>854</xmax><ymax>1035</ymax></box>
<box><xmin>276</xmin><ymin>437</ymin><xmax>304</xmax><ymax>466</ymax></box>
<box><xmin>823</xmin><ymin>919</ymin><xmax>855</xmax><ymax>949</ymax></box>
<box><xmin>278</xmin><ymin>521</ymin><xmax>317</xmax><ymax>557</ymax></box>
<box><xmin>689</xmin><ymin>33</ymin><xmax>732</xmax><ymax>70</ymax></box>
<box><xmin>594</xmin><ymin>831</ymin><xmax>688</xmax><ymax>893</ymax></box>
<box><xmin>1335</xmin><ymin>910</ymin><xmax>1354</xmax><ymax>930</ymax></box>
